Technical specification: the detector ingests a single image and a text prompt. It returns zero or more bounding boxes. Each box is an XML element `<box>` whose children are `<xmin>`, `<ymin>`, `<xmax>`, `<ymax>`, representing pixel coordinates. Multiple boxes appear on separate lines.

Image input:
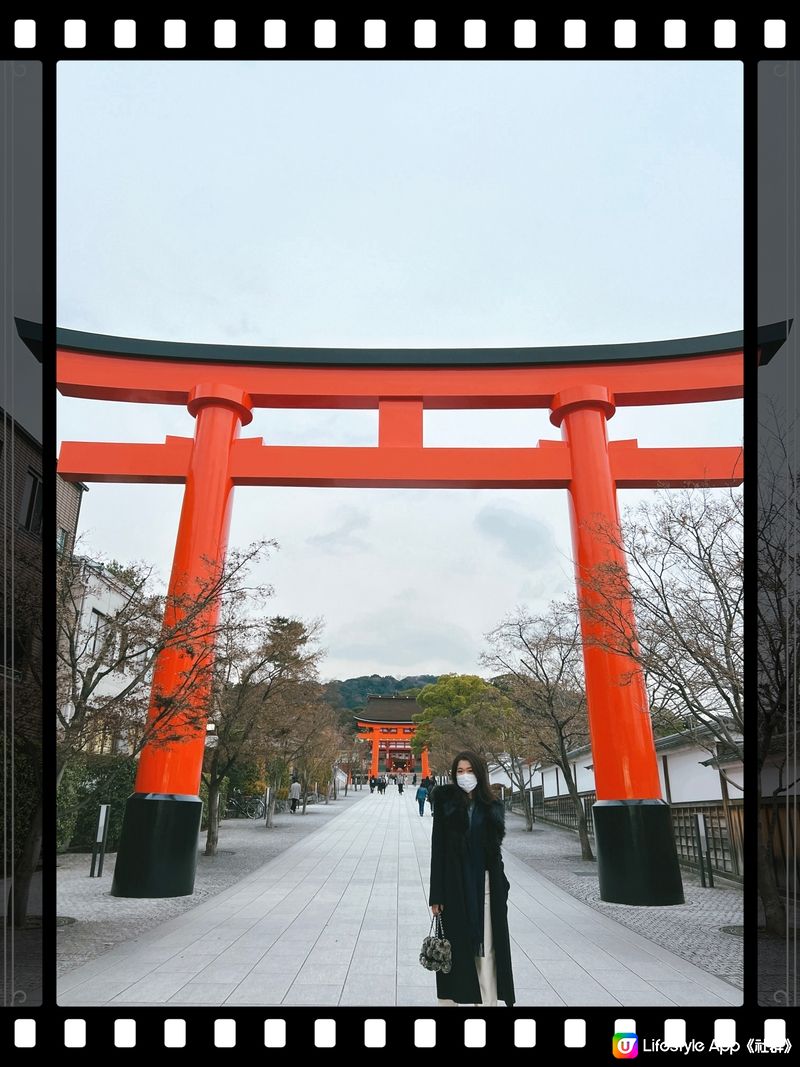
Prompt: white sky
<box><xmin>57</xmin><ymin>61</ymin><xmax>743</xmax><ymax>682</ymax></box>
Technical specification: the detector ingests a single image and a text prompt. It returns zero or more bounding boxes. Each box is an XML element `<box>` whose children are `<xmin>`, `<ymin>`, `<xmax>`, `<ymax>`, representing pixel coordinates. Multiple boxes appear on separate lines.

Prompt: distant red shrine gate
<box><xmin>31</xmin><ymin>319</ymin><xmax>785</xmax><ymax>904</ymax></box>
<box><xmin>356</xmin><ymin>696</ymin><xmax>431</xmax><ymax>778</ymax></box>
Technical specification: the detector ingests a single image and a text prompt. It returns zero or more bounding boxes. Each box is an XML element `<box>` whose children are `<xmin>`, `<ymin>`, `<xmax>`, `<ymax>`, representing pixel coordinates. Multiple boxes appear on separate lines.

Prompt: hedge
<box><xmin>57</xmin><ymin>753</ymin><xmax>137</xmax><ymax>853</ymax></box>
<box><xmin>2</xmin><ymin>737</ymin><xmax>41</xmax><ymax>866</ymax></box>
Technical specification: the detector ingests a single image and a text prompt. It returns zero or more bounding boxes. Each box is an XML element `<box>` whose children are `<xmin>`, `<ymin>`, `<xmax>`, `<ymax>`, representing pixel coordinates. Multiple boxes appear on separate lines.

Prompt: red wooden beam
<box><xmin>57</xmin><ymin>348</ymin><xmax>743</xmax><ymax>410</ymax></box>
<box><xmin>58</xmin><ymin>437</ymin><xmax>743</xmax><ymax>489</ymax></box>
<box><xmin>609</xmin><ymin>441</ymin><xmax>743</xmax><ymax>487</ymax></box>
<box><xmin>58</xmin><ymin>436</ymin><xmax>193</xmax><ymax>483</ymax></box>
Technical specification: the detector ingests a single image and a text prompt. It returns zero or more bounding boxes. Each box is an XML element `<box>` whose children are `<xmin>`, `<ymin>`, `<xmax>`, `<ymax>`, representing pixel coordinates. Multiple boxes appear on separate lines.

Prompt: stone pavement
<box><xmin>58</xmin><ymin>786</ymin><xmax>742</xmax><ymax>1008</ymax></box>
<box><xmin>501</xmin><ymin>818</ymin><xmax>744</xmax><ymax>989</ymax></box>
<box><xmin>57</xmin><ymin>792</ymin><xmax>361</xmax><ymax>976</ymax></box>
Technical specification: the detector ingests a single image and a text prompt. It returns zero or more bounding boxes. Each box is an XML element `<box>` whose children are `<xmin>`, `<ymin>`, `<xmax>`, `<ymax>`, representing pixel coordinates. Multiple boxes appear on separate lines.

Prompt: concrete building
<box><xmin>58</xmin><ymin>555</ymin><xmax>152</xmax><ymax>757</ymax></box>
<box><xmin>489</xmin><ymin>728</ymin><xmax>743</xmax><ymax>805</ymax></box>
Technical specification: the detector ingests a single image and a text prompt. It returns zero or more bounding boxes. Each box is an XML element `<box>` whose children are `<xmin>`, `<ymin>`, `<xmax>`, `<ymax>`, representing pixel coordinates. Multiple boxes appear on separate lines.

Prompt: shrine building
<box><xmin>355</xmin><ymin>695</ymin><xmax>430</xmax><ymax>778</ymax></box>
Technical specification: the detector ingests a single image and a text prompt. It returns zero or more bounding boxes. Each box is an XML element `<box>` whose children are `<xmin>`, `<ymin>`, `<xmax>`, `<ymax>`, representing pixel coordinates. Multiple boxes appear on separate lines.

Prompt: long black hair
<box><xmin>449</xmin><ymin>750</ymin><xmax>496</xmax><ymax>805</ymax></box>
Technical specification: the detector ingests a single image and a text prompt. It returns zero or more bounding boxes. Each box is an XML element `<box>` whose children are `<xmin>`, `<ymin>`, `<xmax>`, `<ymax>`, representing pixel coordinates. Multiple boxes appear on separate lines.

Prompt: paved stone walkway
<box><xmin>58</xmin><ymin>788</ymin><xmax>742</xmax><ymax>1008</ymax></box>
<box><xmin>56</xmin><ymin>792</ymin><xmax>361</xmax><ymax>976</ymax></box>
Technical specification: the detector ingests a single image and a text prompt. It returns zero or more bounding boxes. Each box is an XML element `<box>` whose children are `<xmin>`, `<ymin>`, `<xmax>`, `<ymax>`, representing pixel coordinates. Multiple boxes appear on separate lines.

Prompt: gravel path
<box><xmin>502</xmin><ymin>812</ymin><xmax>744</xmax><ymax>989</ymax></box>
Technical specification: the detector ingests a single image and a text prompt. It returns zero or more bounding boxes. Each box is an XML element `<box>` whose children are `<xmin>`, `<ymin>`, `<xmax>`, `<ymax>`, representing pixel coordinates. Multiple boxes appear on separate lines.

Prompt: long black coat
<box><xmin>428</xmin><ymin>784</ymin><xmax>515</xmax><ymax>1006</ymax></box>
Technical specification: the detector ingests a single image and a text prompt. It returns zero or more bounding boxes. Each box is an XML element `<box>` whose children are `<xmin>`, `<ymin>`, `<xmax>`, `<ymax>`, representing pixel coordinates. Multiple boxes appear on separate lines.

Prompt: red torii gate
<box><xmin>34</xmin><ymin>320</ymin><xmax>784</xmax><ymax>904</ymax></box>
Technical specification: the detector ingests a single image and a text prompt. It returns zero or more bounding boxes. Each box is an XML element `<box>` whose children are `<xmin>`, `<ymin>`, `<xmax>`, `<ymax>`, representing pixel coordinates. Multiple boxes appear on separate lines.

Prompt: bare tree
<box><xmin>578</xmin><ymin>487</ymin><xmax>744</xmax><ymax>776</ymax></box>
<box><xmin>423</xmin><ymin>694</ymin><xmax>542</xmax><ymax>831</ymax></box>
<box><xmin>578</xmin><ymin>472</ymin><xmax>794</xmax><ymax>935</ymax></box>
<box><xmin>55</xmin><ymin>538</ymin><xmax>276</xmax><ymax>789</ymax></box>
<box><xmin>259</xmin><ymin>686</ymin><xmax>341</xmax><ymax>826</ymax></box>
<box><xmin>482</xmin><ymin>603</ymin><xmax>595</xmax><ymax>861</ymax></box>
<box><xmin>202</xmin><ymin>614</ymin><xmax>324</xmax><ymax>856</ymax></box>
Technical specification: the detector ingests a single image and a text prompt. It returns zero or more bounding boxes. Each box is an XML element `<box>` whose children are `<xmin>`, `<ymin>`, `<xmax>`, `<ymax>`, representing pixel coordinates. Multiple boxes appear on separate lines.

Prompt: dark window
<box><xmin>1</xmin><ymin>626</ymin><xmax>29</xmax><ymax>677</ymax></box>
<box><xmin>90</xmin><ymin>609</ymin><xmax>112</xmax><ymax>658</ymax></box>
<box><xmin>113</xmin><ymin>629</ymin><xmax>129</xmax><ymax>673</ymax></box>
<box><xmin>18</xmin><ymin>470</ymin><xmax>43</xmax><ymax>535</ymax></box>
<box><xmin>57</xmin><ymin>527</ymin><xmax>69</xmax><ymax>553</ymax></box>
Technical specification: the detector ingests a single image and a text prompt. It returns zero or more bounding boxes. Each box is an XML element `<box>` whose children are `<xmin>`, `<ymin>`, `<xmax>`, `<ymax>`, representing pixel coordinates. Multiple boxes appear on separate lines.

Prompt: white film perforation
<box><xmin>15</xmin><ymin>20</ymin><xmax>36</xmax><ymax>48</ymax></box>
<box><xmin>664</xmin><ymin>20</ymin><xmax>687</xmax><ymax>48</ymax></box>
<box><xmin>164</xmin><ymin>20</ymin><xmax>186</xmax><ymax>48</ymax></box>
<box><xmin>364</xmin><ymin>1019</ymin><xmax>386</xmax><ymax>1048</ymax></box>
<box><xmin>64</xmin><ymin>20</ymin><xmax>86</xmax><ymax>48</ymax></box>
<box><xmin>114</xmin><ymin>20</ymin><xmax>136</xmax><ymax>49</ymax></box>
<box><xmin>365</xmin><ymin>20</ymin><xmax>386</xmax><ymax>48</ymax></box>
<box><xmin>514</xmin><ymin>20</ymin><xmax>536</xmax><ymax>48</ymax></box>
<box><xmin>565</xmin><ymin>1018</ymin><xmax>587</xmax><ymax>1047</ymax></box>
<box><xmin>564</xmin><ymin>20</ymin><xmax>586</xmax><ymax>49</ymax></box>
<box><xmin>415</xmin><ymin>21</ymin><xmax>436</xmax><ymax>49</ymax></box>
<box><xmin>215</xmin><ymin>20</ymin><xmax>236</xmax><ymax>49</ymax></box>
<box><xmin>315</xmin><ymin>20</ymin><xmax>336</xmax><ymax>49</ymax></box>
<box><xmin>615</xmin><ymin>20</ymin><xmax>636</xmax><ymax>48</ymax></box>
<box><xmin>264</xmin><ymin>21</ymin><xmax>286</xmax><ymax>49</ymax></box>
<box><xmin>315</xmin><ymin>1019</ymin><xmax>336</xmax><ymax>1048</ymax></box>
<box><xmin>465</xmin><ymin>20</ymin><xmax>486</xmax><ymax>49</ymax></box>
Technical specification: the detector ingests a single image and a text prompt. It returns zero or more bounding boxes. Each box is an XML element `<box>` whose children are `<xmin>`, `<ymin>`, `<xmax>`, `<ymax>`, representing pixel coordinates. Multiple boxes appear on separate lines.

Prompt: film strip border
<box><xmin>0</xmin><ymin>16</ymin><xmax>796</xmax><ymax>55</ymax></box>
<box><xmin>4</xmin><ymin>1013</ymin><xmax>794</xmax><ymax>1053</ymax></box>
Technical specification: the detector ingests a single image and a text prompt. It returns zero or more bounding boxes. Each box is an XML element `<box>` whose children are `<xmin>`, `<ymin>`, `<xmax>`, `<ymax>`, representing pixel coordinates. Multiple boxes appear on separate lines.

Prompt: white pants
<box><xmin>438</xmin><ymin>872</ymin><xmax>498</xmax><ymax>1007</ymax></box>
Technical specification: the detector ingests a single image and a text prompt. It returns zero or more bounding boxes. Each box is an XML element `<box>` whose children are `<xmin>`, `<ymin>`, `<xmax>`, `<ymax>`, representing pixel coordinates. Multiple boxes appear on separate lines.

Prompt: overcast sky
<box><xmin>57</xmin><ymin>61</ymin><xmax>742</xmax><ymax>682</ymax></box>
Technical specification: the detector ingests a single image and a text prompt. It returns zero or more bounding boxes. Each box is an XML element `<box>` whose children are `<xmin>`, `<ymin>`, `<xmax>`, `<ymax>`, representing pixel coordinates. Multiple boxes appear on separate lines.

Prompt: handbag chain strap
<box><xmin>428</xmin><ymin>912</ymin><xmax>446</xmax><ymax>938</ymax></box>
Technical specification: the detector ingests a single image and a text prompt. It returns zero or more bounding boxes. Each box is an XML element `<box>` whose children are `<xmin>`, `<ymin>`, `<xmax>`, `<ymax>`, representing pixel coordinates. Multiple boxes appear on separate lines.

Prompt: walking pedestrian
<box><xmin>412</xmin><ymin>772</ymin><xmax>417</xmax><ymax>786</ymax></box>
<box><xmin>369</xmin><ymin>776</ymin><xmax>376</xmax><ymax>794</ymax></box>
<box><xmin>427</xmin><ymin>750</ymin><xmax>515</xmax><ymax>1007</ymax></box>
<box><xmin>289</xmin><ymin>778</ymin><xmax>302</xmax><ymax>814</ymax></box>
<box><xmin>398</xmin><ymin>779</ymin><xmax>404</xmax><ymax>795</ymax></box>
<box><xmin>416</xmin><ymin>783</ymin><xmax>428</xmax><ymax>816</ymax></box>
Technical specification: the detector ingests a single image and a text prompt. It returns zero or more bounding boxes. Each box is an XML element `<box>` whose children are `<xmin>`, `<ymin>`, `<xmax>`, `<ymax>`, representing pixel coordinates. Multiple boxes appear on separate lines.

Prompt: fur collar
<box><xmin>433</xmin><ymin>783</ymin><xmax>506</xmax><ymax>843</ymax></box>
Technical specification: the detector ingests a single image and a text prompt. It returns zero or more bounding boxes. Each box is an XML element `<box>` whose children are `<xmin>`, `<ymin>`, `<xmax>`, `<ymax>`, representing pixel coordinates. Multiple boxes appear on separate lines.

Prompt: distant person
<box><xmin>398</xmin><ymin>779</ymin><xmax>404</xmax><ymax>795</ymax></box>
<box><xmin>289</xmin><ymin>778</ymin><xmax>302</xmax><ymax>814</ymax></box>
<box><xmin>416</xmin><ymin>783</ymin><xmax>428</xmax><ymax>816</ymax></box>
<box><xmin>412</xmin><ymin>773</ymin><xmax>417</xmax><ymax>786</ymax></box>
<box><xmin>369</xmin><ymin>776</ymin><xmax>376</xmax><ymax>794</ymax></box>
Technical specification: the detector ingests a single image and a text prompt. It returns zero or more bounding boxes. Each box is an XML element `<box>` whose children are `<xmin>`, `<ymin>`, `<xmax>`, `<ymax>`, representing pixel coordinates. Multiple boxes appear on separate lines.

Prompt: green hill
<box><xmin>324</xmin><ymin>674</ymin><xmax>439</xmax><ymax>728</ymax></box>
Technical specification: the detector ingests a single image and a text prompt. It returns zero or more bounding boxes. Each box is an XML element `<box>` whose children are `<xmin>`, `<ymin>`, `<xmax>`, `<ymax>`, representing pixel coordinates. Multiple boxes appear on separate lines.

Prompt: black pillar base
<box><xmin>593</xmin><ymin>799</ymin><xmax>684</xmax><ymax>905</ymax></box>
<box><xmin>111</xmin><ymin>793</ymin><xmax>203</xmax><ymax>898</ymax></box>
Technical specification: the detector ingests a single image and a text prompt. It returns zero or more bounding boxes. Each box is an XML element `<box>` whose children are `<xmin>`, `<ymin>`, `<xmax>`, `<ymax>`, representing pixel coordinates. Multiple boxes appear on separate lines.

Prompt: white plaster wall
<box><xmin>661</xmin><ymin>747</ymin><xmax>724</xmax><ymax>802</ymax></box>
<box><xmin>533</xmin><ymin>743</ymin><xmax>745</xmax><ymax>805</ymax></box>
<box><xmin>75</xmin><ymin>565</ymin><xmax>150</xmax><ymax>705</ymax></box>
<box><xmin>572</xmin><ymin>760</ymin><xmax>595</xmax><ymax>793</ymax></box>
<box><xmin>542</xmin><ymin>766</ymin><xmax>560</xmax><ymax>798</ymax></box>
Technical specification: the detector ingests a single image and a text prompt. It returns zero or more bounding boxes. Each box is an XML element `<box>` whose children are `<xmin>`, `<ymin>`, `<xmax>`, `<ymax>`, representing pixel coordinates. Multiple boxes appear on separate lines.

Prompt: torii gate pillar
<box><xmin>551</xmin><ymin>386</ymin><xmax>683</xmax><ymax>905</ymax></box>
<box><xmin>111</xmin><ymin>384</ymin><xmax>252</xmax><ymax>897</ymax></box>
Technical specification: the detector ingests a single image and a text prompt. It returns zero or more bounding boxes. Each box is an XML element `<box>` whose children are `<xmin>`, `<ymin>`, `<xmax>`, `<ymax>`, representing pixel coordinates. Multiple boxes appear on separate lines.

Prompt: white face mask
<box><xmin>457</xmin><ymin>772</ymin><xmax>478</xmax><ymax>793</ymax></box>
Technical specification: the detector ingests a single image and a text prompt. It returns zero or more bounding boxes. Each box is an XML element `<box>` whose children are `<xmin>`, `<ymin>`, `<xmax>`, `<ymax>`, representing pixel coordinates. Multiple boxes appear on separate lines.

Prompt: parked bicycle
<box><xmin>225</xmin><ymin>792</ymin><xmax>266</xmax><ymax>819</ymax></box>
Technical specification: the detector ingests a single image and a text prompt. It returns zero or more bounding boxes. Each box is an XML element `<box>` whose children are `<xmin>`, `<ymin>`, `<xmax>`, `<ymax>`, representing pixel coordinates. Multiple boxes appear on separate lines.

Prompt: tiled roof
<box><xmin>354</xmin><ymin>695</ymin><xmax>421</xmax><ymax>723</ymax></box>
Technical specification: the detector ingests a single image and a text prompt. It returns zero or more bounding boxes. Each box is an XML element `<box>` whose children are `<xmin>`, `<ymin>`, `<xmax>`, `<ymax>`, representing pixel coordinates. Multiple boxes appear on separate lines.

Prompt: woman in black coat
<box><xmin>428</xmin><ymin>750</ymin><xmax>515</xmax><ymax>1007</ymax></box>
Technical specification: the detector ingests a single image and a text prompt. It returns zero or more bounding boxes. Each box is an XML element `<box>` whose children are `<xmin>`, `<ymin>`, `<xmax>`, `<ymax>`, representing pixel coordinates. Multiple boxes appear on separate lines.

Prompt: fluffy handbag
<box><xmin>419</xmin><ymin>913</ymin><xmax>452</xmax><ymax>973</ymax></box>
